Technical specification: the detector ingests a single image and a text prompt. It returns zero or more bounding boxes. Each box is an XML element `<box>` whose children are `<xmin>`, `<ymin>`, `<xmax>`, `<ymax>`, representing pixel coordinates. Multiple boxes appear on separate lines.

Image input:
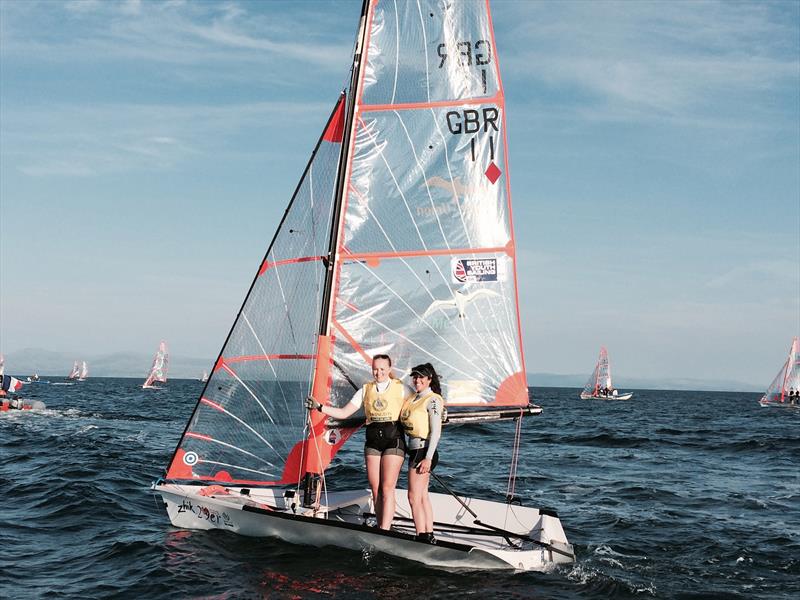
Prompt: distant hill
<box><xmin>1</xmin><ymin>348</ymin><xmax>761</xmax><ymax>391</ymax></box>
<box><xmin>527</xmin><ymin>372</ymin><xmax>761</xmax><ymax>393</ymax></box>
<box><xmin>2</xmin><ymin>348</ymin><xmax>212</xmax><ymax>380</ymax></box>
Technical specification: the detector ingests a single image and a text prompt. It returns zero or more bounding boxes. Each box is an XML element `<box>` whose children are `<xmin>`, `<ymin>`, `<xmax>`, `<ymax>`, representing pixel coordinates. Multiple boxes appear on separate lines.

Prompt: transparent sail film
<box><xmin>582</xmin><ymin>347</ymin><xmax>611</xmax><ymax>395</ymax></box>
<box><xmin>144</xmin><ymin>341</ymin><xmax>169</xmax><ymax>386</ymax></box>
<box><xmin>165</xmin><ymin>97</ymin><xmax>346</xmax><ymax>485</ymax></box>
<box><xmin>328</xmin><ymin>0</ymin><xmax>526</xmax><ymax>411</ymax></box>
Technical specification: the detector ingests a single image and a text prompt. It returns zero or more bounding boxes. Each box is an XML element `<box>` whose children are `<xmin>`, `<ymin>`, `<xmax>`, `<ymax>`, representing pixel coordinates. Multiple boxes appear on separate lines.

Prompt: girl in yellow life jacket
<box><xmin>400</xmin><ymin>362</ymin><xmax>444</xmax><ymax>543</ymax></box>
<box><xmin>305</xmin><ymin>354</ymin><xmax>408</xmax><ymax>530</ymax></box>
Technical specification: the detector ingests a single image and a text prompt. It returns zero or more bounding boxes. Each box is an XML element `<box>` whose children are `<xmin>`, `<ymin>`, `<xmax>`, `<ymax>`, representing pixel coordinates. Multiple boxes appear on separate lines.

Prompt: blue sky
<box><xmin>1</xmin><ymin>0</ymin><xmax>798</xmax><ymax>387</ymax></box>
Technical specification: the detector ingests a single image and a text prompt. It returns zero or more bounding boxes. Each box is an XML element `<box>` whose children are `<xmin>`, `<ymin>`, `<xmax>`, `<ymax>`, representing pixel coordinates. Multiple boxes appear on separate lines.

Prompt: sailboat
<box><xmin>78</xmin><ymin>360</ymin><xmax>89</xmax><ymax>381</ymax></box>
<box><xmin>759</xmin><ymin>337</ymin><xmax>800</xmax><ymax>408</ymax></box>
<box><xmin>153</xmin><ymin>0</ymin><xmax>573</xmax><ymax>571</ymax></box>
<box><xmin>200</xmin><ymin>370</ymin><xmax>209</xmax><ymax>383</ymax></box>
<box><xmin>66</xmin><ymin>360</ymin><xmax>81</xmax><ymax>380</ymax></box>
<box><xmin>143</xmin><ymin>341</ymin><xmax>169</xmax><ymax>389</ymax></box>
<box><xmin>580</xmin><ymin>347</ymin><xmax>633</xmax><ymax>400</ymax></box>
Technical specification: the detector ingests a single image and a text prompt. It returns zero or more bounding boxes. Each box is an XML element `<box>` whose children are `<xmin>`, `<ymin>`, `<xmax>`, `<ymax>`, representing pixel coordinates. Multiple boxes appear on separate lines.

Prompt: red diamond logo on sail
<box><xmin>485</xmin><ymin>162</ymin><xmax>501</xmax><ymax>184</ymax></box>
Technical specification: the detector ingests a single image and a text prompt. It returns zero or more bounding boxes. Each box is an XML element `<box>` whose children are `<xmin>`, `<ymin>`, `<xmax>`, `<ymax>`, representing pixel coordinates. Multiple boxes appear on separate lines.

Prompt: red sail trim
<box><xmin>342</xmin><ymin>242</ymin><xmax>513</xmax><ymax>264</ymax></box>
<box><xmin>485</xmin><ymin>0</ymin><xmax>505</xmax><ymax>98</ymax></box>
<box><xmin>495</xmin><ymin>372</ymin><xmax>529</xmax><ymax>406</ymax></box>
<box><xmin>360</xmin><ymin>92</ymin><xmax>504</xmax><ymax>113</ymax></box>
<box><xmin>201</xmin><ymin>397</ymin><xmax>225</xmax><ymax>412</ymax></box>
<box><xmin>323</xmin><ymin>98</ymin><xmax>346</xmax><ymax>143</ymax></box>
<box><xmin>483</xmin><ymin>0</ymin><xmax>526</xmax><ymax>386</ymax></box>
<box><xmin>332</xmin><ymin>318</ymin><xmax>373</xmax><ymax>367</ymax></box>
<box><xmin>186</xmin><ymin>432</ymin><xmax>213</xmax><ymax>441</ymax></box>
<box><xmin>258</xmin><ymin>255</ymin><xmax>324</xmax><ymax>277</ymax></box>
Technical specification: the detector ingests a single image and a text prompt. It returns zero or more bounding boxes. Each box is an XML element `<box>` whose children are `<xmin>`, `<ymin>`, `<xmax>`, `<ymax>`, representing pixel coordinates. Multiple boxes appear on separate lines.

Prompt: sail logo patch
<box><xmin>452</xmin><ymin>258</ymin><xmax>501</xmax><ymax>283</ymax></box>
<box><xmin>183</xmin><ymin>451</ymin><xmax>199</xmax><ymax>466</ymax></box>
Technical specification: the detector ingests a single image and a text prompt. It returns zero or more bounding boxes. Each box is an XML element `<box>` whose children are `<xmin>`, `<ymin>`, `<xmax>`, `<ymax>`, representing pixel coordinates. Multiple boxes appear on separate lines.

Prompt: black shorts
<box><xmin>407</xmin><ymin>447</ymin><xmax>439</xmax><ymax>472</ymax></box>
<box><xmin>364</xmin><ymin>422</ymin><xmax>406</xmax><ymax>457</ymax></box>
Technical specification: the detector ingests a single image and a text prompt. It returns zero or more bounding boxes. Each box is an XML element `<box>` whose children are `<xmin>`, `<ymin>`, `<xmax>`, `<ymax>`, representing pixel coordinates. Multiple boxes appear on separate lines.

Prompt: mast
<box><xmin>303</xmin><ymin>0</ymin><xmax>371</xmax><ymax>506</ymax></box>
<box><xmin>317</xmin><ymin>0</ymin><xmax>370</xmax><ymax>338</ymax></box>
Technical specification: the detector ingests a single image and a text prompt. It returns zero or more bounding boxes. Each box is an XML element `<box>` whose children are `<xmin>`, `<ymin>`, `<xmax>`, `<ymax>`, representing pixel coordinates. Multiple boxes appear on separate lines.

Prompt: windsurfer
<box><xmin>400</xmin><ymin>363</ymin><xmax>444</xmax><ymax>543</ymax></box>
<box><xmin>305</xmin><ymin>354</ymin><xmax>407</xmax><ymax>530</ymax></box>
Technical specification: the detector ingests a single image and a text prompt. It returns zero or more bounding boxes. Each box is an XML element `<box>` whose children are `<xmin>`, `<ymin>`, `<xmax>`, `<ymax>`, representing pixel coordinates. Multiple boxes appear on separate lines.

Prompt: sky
<box><xmin>1</xmin><ymin>0</ymin><xmax>798</xmax><ymax>388</ymax></box>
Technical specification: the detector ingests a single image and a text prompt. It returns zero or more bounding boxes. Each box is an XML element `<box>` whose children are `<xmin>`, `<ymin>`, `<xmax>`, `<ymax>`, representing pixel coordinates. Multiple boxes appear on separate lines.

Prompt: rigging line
<box><xmin>394</xmin><ymin>111</ymin><xmax>513</xmax><ymax>370</ymax></box>
<box><xmin>199</xmin><ymin>398</ymin><xmax>283</xmax><ymax>460</ymax></box>
<box><xmin>186</xmin><ymin>432</ymin><xmax>279</xmax><ymax>470</ymax></box>
<box><xmin>391</xmin><ymin>0</ymin><xmax>399</xmax><ymax>104</ymax></box>
<box><xmin>241</xmin><ymin>314</ymin><xmax>296</xmax><ymax>437</ymax></box>
<box><xmin>219</xmin><ymin>363</ymin><xmax>293</xmax><ymax>453</ymax></box>
<box><xmin>198</xmin><ymin>460</ymin><xmax>278</xmax><ymax>479</ymax></box>
<box><xmin>351</xmin><ymin>259</ymin><xmax>499</xmax><ymax>385</ymax></box>
<box><xmin>342</xmin><ymin>293</ymin><xmax>501</xmax><ymax>386</ymax></box>
<box><xmin>505</xmin><ymin>412</ymin><xmax>523</xmax><ymax>500</ymax></box>
<box><xmin>414</xmin><ymin>0</ymin><xmax>430</xmax><ymax>103</ymax></box>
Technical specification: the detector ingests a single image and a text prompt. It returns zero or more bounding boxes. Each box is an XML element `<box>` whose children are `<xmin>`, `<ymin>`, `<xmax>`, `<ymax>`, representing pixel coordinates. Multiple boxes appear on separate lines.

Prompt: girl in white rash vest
<box><xmin>399</xmin><ymin>363</ymin><xmax>444</xmax><ymax>543</ymax></box>
<box><xmin>305</xmin><ymin>355</ymin><xmax>408</xmax><ymax>530</ymax></box>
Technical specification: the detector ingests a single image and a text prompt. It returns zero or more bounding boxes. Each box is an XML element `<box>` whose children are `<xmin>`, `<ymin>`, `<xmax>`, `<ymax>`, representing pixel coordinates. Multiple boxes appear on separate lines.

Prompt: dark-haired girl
<box><xmin>400</xmin><ymin>362</ymin><xmax>444</xmax><ymax>542</ymax></box>
<box><xmin>306</xmin><ymin>354</ymin><xmax>407</xmax><ymax>530</ymax></box>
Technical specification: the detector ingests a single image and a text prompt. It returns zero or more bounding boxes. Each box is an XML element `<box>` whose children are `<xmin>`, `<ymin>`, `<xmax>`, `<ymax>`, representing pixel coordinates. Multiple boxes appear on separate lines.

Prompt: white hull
<box><xmin>759</xmin><ymin>396</ymin><xmax>800</xmax><ymax>408</ymax></box>
<box><xmin>153</xmin><ymin>482</ymin><xmax>574</xmax><ymax>571</ymax></box>
<box><xmin>580</xmin><ymin>392</ymin><xmax>633</xmax><ymax>400</ymax></box>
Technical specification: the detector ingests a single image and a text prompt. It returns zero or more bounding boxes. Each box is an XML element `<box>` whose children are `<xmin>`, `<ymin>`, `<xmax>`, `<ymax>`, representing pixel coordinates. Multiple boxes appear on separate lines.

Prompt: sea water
<box><xmin>1</xmin><ymin>380</ymin><xmax>797</xmax><ymax>598</ymax></box>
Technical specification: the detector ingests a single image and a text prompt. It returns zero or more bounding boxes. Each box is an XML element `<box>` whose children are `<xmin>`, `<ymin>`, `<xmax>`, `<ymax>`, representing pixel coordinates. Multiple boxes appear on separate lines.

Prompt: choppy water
<box><xmin>1</xmin><ymin>380</ymin><xmax>797</xmax><ymax>599</ymax></box>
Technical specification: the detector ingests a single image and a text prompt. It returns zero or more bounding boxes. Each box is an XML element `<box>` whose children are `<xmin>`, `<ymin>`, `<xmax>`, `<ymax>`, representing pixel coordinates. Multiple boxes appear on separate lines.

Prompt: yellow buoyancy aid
<box><xmin>400</xmin><ymin>391</ymin><xmax>443</xmax><ymax>439</ymax></box>
<box><xmin>363</xmin><ymin>379</ymin><xmax>405</xmax><ymax>424</ymax></box>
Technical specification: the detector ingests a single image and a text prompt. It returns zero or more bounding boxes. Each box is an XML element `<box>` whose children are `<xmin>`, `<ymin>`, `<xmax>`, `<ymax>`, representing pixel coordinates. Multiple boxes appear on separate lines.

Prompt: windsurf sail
<box><xmin>143</xmin><ymin>341</ymin><xmax>169</xmax><ymax>389</ymax></box>
<box><xmin>164</xmin><ymin>0</ymin><xmax>528</xmax><ymax>490</ymax></box>
<box><xmin>67</xmin><ymin>360</ymin><xmax>81</xmax><ymax>380</ymax></box>
<box><xmin>582</xmin><ymin>347</ymin><xmax>612</xmax><ymax>396</ymax></box>
<box><xmin>761</xmin><ymin>337</ymin><xmax>800</xmax><ymax>403</ymax></box>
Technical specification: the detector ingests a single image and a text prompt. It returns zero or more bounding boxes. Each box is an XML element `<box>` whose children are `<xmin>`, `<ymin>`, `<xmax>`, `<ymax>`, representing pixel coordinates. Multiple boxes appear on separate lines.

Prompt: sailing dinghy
<box><xmin>759</xmin><ymin>337</ymin><xmax>800</xmax><ymax>407</ymax></box>
<box><xmin>153</xmin><ymin>0</ymin><xmax>573</xmax><ymax>571</ymax></box>
<box><xmin>143</xmin><ymin>341</ymin><xmax>169</xmax><ymax>389</ymax></box>
<box><xmin>66</xmin><ymin>360</ymin><xmax>81</xmax><ymax>381</ymax></box>
<box><xmin>579</xmin><ymin>347</ymin><xmax>633</xmax><ymax>400</ymax></box>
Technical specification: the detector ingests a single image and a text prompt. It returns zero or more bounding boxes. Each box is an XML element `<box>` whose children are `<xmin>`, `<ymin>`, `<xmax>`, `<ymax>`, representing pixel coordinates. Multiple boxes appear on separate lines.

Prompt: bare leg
<box><xmin>365</xmin><ymin>453</ymin><xmax>382</xmax><ymax>525</ymax></box>
<box><xmin>408</xmin><ymin>468</ymin><xmax>432</xmax><ymax>534</ymax></box>
<box><xmin>378</xmin><ymin>453</ymin><xmax>404</xmax><ymax>530</ymax></box>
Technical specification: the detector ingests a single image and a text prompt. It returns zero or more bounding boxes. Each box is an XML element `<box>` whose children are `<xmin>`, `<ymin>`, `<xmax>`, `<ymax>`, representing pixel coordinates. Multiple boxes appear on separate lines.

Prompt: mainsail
<box><xmin>164</xmin><ymin>0</ymin><xmax>527</xmax><ymax>490</ymax></box>
<box><xmin>78</xmin><ymin>361</ymin><xmax>89</xmax><ymax>381</ymax></box>
<box><xmin>67</xmin><ymin>360</ymin><xmax>81</xmax><ymax>380</ymax></box>
<box><xmin>582</xmin><ymin>347</ymin><xmax>612</xmax><ymax>396</ymax></box>
<box><xmin>143</xmin><ymin>341</ymin><xmax>169</xmax><ymax>389</ymax></box>
<box><xmin>761</xmin><ymin>337</ymin><xmax>800</xmax><ymax>404</ymax></box>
